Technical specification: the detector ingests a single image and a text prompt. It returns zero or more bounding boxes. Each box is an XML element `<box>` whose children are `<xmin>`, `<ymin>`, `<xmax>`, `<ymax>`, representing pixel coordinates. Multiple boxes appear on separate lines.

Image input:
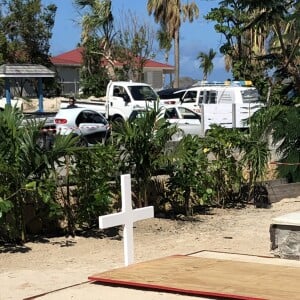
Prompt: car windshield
<box><xmin>241</xmin><ymin>88</ymin><xmax>259</xmax><ymax>103</ymax></box>
<box><xmin>182</xmin><ymin>90</ymin><xmax>197</xmax><ymax>103</ymax></box>
<box><xmin>129</xmin><ymin>86</ymin><xmax>158</xmax><ymax>101</ymax></box>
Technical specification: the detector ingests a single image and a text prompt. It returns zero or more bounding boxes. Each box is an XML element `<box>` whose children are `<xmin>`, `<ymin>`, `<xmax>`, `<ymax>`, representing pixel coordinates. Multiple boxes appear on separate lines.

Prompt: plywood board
<box><xmin>89</xmin><ymin>255</ymin><xmax>300</xmax><ymax>300</ymax></box>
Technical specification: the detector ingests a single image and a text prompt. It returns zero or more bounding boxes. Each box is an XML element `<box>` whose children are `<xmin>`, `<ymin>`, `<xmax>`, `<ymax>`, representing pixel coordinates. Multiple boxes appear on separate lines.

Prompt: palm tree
<box><xmin>241</xmin><ymin>0</ymin><xmax>300</xmax><ymax>93</ymax></box>
<box><xmin>250</xmin><ymin>106</ymin><xmax>300</xmax><ymax>183</ymax></box>
<box><xmin>147</xmin><ymin>0</ymin><xmax>199</xmax><ymax>88</ymax></box>
<box><xmin>157</xmin><ymin>22</ymin><xmax>173</xmax><ymax>86</ymax></box>
<box><xmin>74</xmin><ymin>0</ymin><xmax>117</xmax><ymax>79</ymax></box>
<box><xmin>197</xmin><ymin>48</ymin><xmax>216</xmax><ymax>81</ymax></box>
<box><xmin>157</xmin><ymin>22</ymin><xmax>172</xmax><ymax>64</ymax></box>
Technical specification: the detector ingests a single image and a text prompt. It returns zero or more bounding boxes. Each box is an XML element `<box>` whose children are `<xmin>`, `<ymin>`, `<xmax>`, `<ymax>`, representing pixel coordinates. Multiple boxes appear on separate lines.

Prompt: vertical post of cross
<box><xmin>99</xmin><ymin>174</ymin><xmax>154</xmax><ymax>266</ymax></box>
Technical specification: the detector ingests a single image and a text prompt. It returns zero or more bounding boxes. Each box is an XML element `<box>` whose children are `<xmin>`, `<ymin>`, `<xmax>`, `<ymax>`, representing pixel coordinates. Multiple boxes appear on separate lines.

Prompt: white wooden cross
<box><xmin>99</xmin><ymin>174</ymin><xmax>154</xmax><ymax>266</ymax></box>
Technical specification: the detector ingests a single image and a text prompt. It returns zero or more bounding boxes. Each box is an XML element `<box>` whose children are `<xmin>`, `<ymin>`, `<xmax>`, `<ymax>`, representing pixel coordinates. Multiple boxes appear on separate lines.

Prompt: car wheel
<box><xmin>71</xmin><ymin>134</ymin><xmax>88</xmax><ymax>147</ymax></box>
<box><xmin>77</xmin><ymin>137</ymin><xmax>88</xmax><ymax>147</ymax></box>
<box><xmin>37</xmin><ymin>133</ymin><xmax>54</xmax><ymax>150</ymax></box>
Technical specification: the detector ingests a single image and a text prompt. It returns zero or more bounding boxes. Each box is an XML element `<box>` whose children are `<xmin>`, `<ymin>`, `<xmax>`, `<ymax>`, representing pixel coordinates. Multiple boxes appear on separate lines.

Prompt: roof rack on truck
<box><xmin>192</xmin><ymin>80</ymin><xmax>254</xmax><ymax>87</ymax></box>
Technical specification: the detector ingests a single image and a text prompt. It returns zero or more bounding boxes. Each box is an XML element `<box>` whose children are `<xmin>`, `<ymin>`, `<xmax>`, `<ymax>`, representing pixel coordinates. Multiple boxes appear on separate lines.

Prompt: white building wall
<box><xmin>144</xmin><ymin>71</ymin><xmax>163</xmax><ymax>89</ymax></box>
<box><xmin>54</xmin><ymin>66</ymin><xmax>80</xmax><ymax>95</ymax></box>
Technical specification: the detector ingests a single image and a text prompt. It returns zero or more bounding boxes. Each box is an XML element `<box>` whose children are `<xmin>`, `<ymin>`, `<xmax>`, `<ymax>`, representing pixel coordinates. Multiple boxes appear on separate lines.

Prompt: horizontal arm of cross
<box><xmin>99</xmin><ymin>212</ymin><xmax>127</xmax><ymax>229</ymax></box>
<box><xmin>132</xmin><ymin>207</ymin><xmax>154</xmax><ymax>223</ymax></box>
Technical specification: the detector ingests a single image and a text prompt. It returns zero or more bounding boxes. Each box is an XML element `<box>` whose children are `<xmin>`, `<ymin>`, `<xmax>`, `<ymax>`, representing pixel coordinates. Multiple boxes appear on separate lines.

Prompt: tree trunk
<box><xmin>184</xmin><ymin>189</ymin><xmax>192</xmax><ymax>216</ymax></box>
<box><xmin>295</xmin><ymin>75</ymin><xmax>300</xmax><ymax>96</ymax></box>
<box><xmin>174</xmin><ymin>29</ymin><xmax>180</xmax><ymax>88</ymax></box>
<box><xmin>14</xmin><ymin>195</ymin><xmax>26</xmax><ymax>243</ymax></box>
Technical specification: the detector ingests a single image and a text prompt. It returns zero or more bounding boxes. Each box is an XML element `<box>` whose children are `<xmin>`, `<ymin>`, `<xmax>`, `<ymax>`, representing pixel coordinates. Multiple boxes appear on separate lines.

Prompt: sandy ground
<box><xmin>22</xmin><ymin>98</ymin><xmax>64</xmax><ymax>113</ymax></box>
<box><xmin>22</xmin><ymin>97</ymin><xmax>104</xmax><ymax>113</ymax></box>
<box><xmin>1</xmin><ymin>196</ymin><xmax>300</xmax><ymax>300</ymax></box>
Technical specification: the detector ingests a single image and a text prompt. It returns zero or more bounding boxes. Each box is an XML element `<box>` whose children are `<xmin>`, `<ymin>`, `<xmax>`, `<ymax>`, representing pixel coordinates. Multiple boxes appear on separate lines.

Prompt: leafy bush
<box><xmin>0</xmin><ymin>106</ymin><xmax>76</xmax><ymax>242</ymax></box>
<box><xmin>68</xmin><ymin>143</ymin><xmax>119</xmax><ymax>229</ymax></box>
<box><xmin>112</xmin><ymin>103</ymin><xmax>177</xmax><ymax>207</ymax></box>
<box><xmin>166</xmin><ymin>135</ymin><xmax>215</xmax><ymax>216</ymax></box>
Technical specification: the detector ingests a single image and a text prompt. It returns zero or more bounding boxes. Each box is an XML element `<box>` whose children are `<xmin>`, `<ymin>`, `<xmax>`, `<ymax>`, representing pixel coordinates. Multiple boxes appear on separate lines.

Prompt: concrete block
<box><xmin>270</xmin><ymin>211</ymin><xmax>300</xmax><ymax>260</ymax></box>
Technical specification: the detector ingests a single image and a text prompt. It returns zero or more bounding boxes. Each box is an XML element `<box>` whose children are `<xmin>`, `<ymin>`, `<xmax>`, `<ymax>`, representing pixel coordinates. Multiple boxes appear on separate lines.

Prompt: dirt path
<box><xmin>1</xmin><ymin>196</ymin><xmax>300</xmax><ymax>300</ymax></box>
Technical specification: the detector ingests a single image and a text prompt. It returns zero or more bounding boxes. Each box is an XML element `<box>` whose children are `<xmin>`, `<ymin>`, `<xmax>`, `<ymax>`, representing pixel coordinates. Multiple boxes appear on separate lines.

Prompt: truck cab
<box><xmin>105</xmin><ymin>81</ymin><xmax>159</xmax><ymax>122</ymax></box>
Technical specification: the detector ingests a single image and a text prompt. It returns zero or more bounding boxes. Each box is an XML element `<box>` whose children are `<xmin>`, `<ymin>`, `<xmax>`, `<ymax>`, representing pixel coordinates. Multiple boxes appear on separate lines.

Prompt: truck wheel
<box><xmin>111</xmin><ymin>116</ymin><xmax>125</xmax><ymax>130</ymax></box>
<box><xmin>112</xmin><ymin>116</ymin><xmax>124</xmax><ymax>124</ymax></box>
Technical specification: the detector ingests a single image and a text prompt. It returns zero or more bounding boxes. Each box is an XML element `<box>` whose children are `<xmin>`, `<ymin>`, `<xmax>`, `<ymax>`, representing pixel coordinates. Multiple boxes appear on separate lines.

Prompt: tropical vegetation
<box><xmin>74</xmin><ymin>0</ymin><xmax>158</xmax><ymax>95</ymax></box>
<box><xmin>0</xmin><ymin>0</ymin><xmax>299</xmax><ymax>243</ymax></box>
<box><xmin>0</xmin><ymin>0</ymin><xmax>58</xmax><ymax>96</ymax></box>
<box><xmin>147</xmin><ymin>0</ymin><xmax>199</xmax><ymax>88</ymax></box>
<box><xmin>112</xmin><ymin>103</ymin><xmax>178</xmax><ymax>208</ymax></box>
<box><xmin>197</xmin><ymin>48</ymin><xmax>217</xmax><ymax>81</ymax></box>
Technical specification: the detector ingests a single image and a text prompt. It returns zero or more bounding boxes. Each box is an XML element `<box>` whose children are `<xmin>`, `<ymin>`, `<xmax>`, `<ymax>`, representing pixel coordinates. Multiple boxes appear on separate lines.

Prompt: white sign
<box><xmin>99</xmin><ymin>174</ymin><xmax>154</xmax><ymax>266</ymax></box>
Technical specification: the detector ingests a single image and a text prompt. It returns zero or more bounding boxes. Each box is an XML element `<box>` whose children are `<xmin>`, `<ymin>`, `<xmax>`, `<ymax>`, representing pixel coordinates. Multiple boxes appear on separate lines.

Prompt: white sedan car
<box><xmin>129</xmin><ymin>105</ymin><xmax>202</xmax><ymax>141</ymax></box>
<box><xmin>54</xmin><ymin>107</ymin><xmax>110</xmax><ymax>145</ymax></box>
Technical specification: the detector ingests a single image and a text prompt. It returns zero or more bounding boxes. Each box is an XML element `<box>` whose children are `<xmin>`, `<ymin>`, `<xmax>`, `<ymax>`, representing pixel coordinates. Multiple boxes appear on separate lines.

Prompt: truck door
<box><xmin>108</xmin><ymin>85</ymin><xmax>132</xmax><ymax>120</ymax></box>
<box><xmin>181</xmin><ymin>90</ymin><xmax>201</xmax><ymax>113</ymax></box>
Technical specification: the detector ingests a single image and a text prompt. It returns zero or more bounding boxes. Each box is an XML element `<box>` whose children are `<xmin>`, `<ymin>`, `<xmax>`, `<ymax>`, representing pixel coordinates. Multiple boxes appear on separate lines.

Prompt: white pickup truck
<box><xmin>61</xmin><ymin>81</ymin><xmax>164</xmax><ymax>122</ymax></box>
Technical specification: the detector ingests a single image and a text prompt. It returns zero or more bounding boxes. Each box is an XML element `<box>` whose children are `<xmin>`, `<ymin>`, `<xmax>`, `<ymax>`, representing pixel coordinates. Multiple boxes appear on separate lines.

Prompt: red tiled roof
<box><xmin>51</xmin><ymin>48</ymin><xmax>83</xmax><ymax>65</ymax></box>
<box><xmin>144</xmin><ymin>59</ymin><xmax>174</xmax><ymax>69</ymax></box>
<box><xmin>51</xmin><ymin>47</ymin><xmax>174</xmax><ymax>70</ymax></box>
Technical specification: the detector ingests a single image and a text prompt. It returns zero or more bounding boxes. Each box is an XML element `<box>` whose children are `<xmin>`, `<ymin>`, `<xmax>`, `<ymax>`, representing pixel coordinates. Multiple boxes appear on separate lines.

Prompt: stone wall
<box><xmin>270</xmin><ymin>224</ymin><xmax>300</xmax><ymax>260</ymax></box>
<box><xmin>265</xmin><ymin>180</ymin><xmax>300</xmax><ymax>203</ymax></box>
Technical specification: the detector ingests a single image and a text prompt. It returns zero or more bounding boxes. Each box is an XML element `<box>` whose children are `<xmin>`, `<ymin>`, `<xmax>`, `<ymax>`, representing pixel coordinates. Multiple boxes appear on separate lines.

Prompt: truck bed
<box><xmin>60</xmin><ymin>98</ymin><xmax>106</xmax><ymax>114</ymax></box>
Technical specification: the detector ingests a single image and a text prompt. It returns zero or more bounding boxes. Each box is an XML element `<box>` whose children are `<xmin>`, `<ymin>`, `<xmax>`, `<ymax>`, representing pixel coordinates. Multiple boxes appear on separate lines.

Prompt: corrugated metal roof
<box><xmin>0</xmin><ymin>64</ymin><xmax>55</xmax><ymax>78</ymax></box>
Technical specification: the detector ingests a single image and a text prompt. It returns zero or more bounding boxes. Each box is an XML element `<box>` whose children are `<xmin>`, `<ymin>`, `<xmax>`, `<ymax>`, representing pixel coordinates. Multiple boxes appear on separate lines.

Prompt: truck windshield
<box><xmin>241</xmin><ymin>89</ymin><xmax>259</xmax><ymax>103</ymax></box>
<box><xmin>129</xmin><ymin>86</ymin><xmax>158</xmax><ymax>101</ymax></box>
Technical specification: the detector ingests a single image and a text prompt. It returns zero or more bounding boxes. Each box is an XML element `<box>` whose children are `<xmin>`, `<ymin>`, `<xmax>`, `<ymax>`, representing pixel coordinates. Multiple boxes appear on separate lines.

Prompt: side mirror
<box><xmin>123</xmin><ymin>94</ymin><xmax>130</xmax><ymax>103</ymax></box>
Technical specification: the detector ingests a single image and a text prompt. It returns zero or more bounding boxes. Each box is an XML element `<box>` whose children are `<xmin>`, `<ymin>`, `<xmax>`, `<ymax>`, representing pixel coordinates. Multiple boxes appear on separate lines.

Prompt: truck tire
<box><xmin>112</xmin><ymin>115</ymin><xmax>125</xmax><ymax>124</ymax></box>
<box><xmin>111</xmin><ymin>116</ymin><xmax>125</xmax><ymax>131</ymax></box>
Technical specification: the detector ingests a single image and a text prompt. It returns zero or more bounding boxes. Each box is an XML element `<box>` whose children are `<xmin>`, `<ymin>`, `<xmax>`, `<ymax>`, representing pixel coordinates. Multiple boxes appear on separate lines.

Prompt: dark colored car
<box><xmin>157</xmin><ymin>88</ymin><xmax>186</xmax><ymax>105</ymax></box>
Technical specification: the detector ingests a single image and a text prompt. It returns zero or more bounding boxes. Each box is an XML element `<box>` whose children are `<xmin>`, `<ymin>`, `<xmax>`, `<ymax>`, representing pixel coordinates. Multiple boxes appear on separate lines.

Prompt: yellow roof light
<box><xmin>244</xmin><ymin>80</ymin><xmax>253</xmax><ymax>86</ymax></box>
<box><xmin>231</xmin><ymin>80</ymin><xmax>253</xmax><ymax>87</ymax></box>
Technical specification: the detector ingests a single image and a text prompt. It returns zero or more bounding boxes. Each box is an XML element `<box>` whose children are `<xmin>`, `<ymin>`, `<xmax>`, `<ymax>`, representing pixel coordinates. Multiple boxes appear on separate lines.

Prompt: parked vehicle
<box><xmin>180</xmin><ymin>80</ymin><xmax>260</xmax><ymax>113</ymax></box>
<box><xmin>157</xmin><ymin>88</ymin><xmax>186</xmax><ymax>105</ymax></box>
<box><xmin>60</xmin><ymin>81</ymin><xmax>173</xmax><ymax>123</ymax></box>
<box><xmin>54</xmin><ymin>107</ymin><xmax>110</xmax><ymax>146</ymax></box>
<box><xmin>129</xmin><ymin>105</ymin><xmax>202</xmax><ymax>141</ymax></box>
<box><xmin>0</xmin><ymin>96</ymin><xmax>23</xmax><ymax>111</ymax></box>
<box><xmin>180</xmin><ymin>81</ymin><xmax>259</xmax><ymax>112</ymax></box>
<box><xmin>179</xmin><ymin>80</ymin><xmax>263</xmax><ymax>133</ymax></box>
<box><xmin>22</xmin><ymin>112</ymin><xmax>57</xmax><ymax>150</ymax></box>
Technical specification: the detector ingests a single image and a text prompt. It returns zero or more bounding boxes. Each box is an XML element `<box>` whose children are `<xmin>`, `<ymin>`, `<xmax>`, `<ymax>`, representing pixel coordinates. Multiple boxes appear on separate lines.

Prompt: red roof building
<box><xmin>51</xmin><ymin>47</ymin><xmax>174</xmax><ymax>94</ymax></box>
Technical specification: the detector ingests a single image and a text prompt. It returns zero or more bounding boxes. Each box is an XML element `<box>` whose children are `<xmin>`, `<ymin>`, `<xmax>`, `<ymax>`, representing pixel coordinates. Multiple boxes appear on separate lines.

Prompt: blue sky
<box><xmin>42</xmin><ymin>0</ymin><xmax>229</xmax><ymax>81</ymax></box>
